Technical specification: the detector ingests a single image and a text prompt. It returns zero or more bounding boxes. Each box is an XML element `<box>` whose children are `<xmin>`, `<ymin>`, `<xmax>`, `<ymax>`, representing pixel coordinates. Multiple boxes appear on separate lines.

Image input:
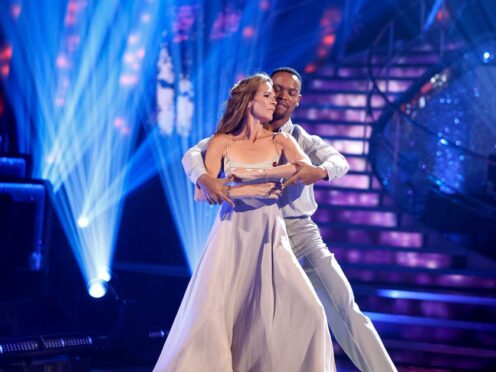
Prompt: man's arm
<box><xmin>285</xmin><ymin>125</ymin><xmax>350</xmax><ymax>186</ymax></box>
<box><xmin>182</xmin><ymin>137</ymin><xmax>210</xmax><ymax>185</ymax></box>
<box><xmin>182</xmin><ymin>137</ymin><xmax>234</xmax><ymax>206</ymax></box>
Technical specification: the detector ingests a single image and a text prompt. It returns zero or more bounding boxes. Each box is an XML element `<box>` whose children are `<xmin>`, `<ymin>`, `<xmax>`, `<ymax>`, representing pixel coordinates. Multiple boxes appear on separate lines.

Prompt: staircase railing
<box><xmin>364</xmin><ymin>0</ymin><xmax>496</xmax><ymax>223</ymax></box>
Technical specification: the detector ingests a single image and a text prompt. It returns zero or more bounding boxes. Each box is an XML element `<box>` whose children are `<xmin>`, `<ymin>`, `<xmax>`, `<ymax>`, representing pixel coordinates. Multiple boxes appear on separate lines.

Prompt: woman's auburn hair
<box><xmin>215</xmin><ymin>73</ymin><xmax>272</xmax><ymax>135</ymax></box>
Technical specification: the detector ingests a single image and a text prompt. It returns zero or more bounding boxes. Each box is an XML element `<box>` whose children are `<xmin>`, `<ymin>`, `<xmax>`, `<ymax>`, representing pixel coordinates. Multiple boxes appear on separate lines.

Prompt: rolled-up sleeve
<box><xmin>181</xmin><ymin>137</ymin><xmax>211</xmax><ymax>184</ymax></box>
<box><xmin>295</xmin><ymin>126</ymin><xmax>350</xmax><ymax>182</ymax></box>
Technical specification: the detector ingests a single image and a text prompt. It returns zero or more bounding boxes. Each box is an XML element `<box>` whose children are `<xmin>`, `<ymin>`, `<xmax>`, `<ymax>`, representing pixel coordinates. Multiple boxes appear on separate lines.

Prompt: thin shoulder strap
<box><xmin>223</xmin><ymin>135</ymin><xmax>233</xmax><ymax>159</ymax></box>
<box><xmin>272</xmin><ymin>133</ymin><xmax>282</xmax><ymax>163</ymax></box>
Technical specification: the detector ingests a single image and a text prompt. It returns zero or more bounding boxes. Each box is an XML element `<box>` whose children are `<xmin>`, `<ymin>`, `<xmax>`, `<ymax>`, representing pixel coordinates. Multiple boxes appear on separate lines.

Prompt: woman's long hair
<box><xmin>215</xmin><ymin>73</ymin><xmax>272</xmax><ymax>135</ymax></box>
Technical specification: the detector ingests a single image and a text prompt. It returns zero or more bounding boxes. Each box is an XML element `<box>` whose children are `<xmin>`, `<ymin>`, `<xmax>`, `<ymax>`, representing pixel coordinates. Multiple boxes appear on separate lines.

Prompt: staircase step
<box><xmin>337</xmin><ymin>60</ymin><xmax>436</xmax><ymax>68</ymax></box>
<box><xmin>301</xmin><ymin>93</ymin><xmax>387</xmax><ymax>109</ymax></box>
<box><xmin>324</xmin><ymin>141</ymin><xmax>369</xmax><ymax>156</ymax></box>
<box><xmin>315</xmin><ymin>208</ymin><xmax>398</xmax><ymax>227</ymax></box>
<box><xmin>324</xmin><ymin>173</ymin><xmax>372</xmax><ymax>189</ymax></box>
<box><xmin>342</xmin><ymin>264</ymin><xmax>496</xmax><ymax>292</ymax></box>
<box><xmin>332</xmin><ymin>247</ymin><xmax>462</xmax><ymax>270</ymax></box>
<box><xmin>316</xmin><ymin>218</ymin><xmax>430</xmax><ymax>233</ymax></box>
<box><xmin>316</xmin><ymin>136</ymin><xmax>371</xmax><ymax>143</ymax></box>
<box><xmin>320</xmin><ymin>225</ymin><xmax>423</xmax><ymax>247</ymax></box>
<box><xmin>299</xmin><ymin>103</ymin><xmax>381</xmax><ymax>111</ymax></box>
<box><xmin>315</xmin><ymin>188</ymin><xmax>394</xmax><ymax>208</ymax></box>
<box><xmin>294</xmin><ymin>118</ymin><xmax>372</xmax><ymax>126</ymax></box>
<box><xmin>307</xmin><ymin>78</ymin><xmax>411</xmax><ymax>94</ymax></box>
<box><xmin>337</xmin><ymin>66</ymin><xmax>429</xmax><ymax>79</ymax></box>
<box><xmin>326</xmin><ymin>241</ymin><xmax>467</xmax><ymax>256</ymax></box>
<box><xmin>355</xmin><ymin>291</ymin><xmax>496</xmax><ymax>323</ymax></box>
<box><xmin>385</xmin><ymin>340</ymin><xmax>496</xmax><ymax>371</ymax></box>
<box><xmin>296</xmin><ymin>106</ymin><xmax>382</xmax><ymax>122</ymax></box>
<box><xmin>369</xmin><ymin>311</ymin><xmax>496</xmax><ymax>341</ymax></box>
<box><xmin>369</xmin><ymin>53</ymin><xmax>441</xmax><ymax>65</ymax></box>
<box><xmin>301</xmin><ymin>125</ymin><xmax>372</xmax><ymax>142</ymax></box>
<box><xmin>318</xmin><ymin>203</ymin><xmax>397</xmax><ymax>213</ymax></box>
<box><xmin>311</xmin><ymin>74</ymin><xmax>417</xmax><ymax>83</ymax></box>
<box><xmin>305</xmin><ymin>83</ymin><xmax>403</xmax><ymax>97</ymax></box>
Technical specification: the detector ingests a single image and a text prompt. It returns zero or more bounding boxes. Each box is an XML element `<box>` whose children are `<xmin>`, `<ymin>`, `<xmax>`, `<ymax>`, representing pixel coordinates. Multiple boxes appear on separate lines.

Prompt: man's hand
<box><xmin>197</xmin><ymin>174</ymin><xmax>235</xmax><ymax>206</ymax></box>
<box><xmin>283</xmin><ymin>160</ymin><xmax>327</xmax><ymax>188</ymax></box>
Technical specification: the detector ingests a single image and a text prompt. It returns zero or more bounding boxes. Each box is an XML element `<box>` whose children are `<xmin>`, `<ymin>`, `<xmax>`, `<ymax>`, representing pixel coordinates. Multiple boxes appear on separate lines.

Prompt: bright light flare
<box><xmin>87</xmin><ymin>279</ymin><xmax>107</xmax><ymax>298</ymax></box>
<box><xmin>77</xmin><ymin>216</ymin><xmax>89</xmax><ymax>228</ymax></box>
<box><xmin>0</xmin><ymin>0</ymin><xmax>162</xmax><ymax>290</ymax></box>
<box><xmin>97</xmin><ymin>266</ymin><xmax>111</xmax><ymax>282</ymax></box>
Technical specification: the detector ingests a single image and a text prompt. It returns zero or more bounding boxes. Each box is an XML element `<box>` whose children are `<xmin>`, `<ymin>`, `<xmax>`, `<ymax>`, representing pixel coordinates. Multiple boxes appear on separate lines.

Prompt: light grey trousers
<box><xmin>285</xmin><ymin>217</ymin><xmax>397</xmax><ymax>372</ymax></box>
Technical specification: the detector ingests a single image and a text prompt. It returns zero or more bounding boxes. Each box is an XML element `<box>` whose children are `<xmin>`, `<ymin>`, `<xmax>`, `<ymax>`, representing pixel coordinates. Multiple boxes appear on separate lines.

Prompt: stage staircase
<box><xmin>296</xmin><ymin>46</ymin><xmax>496</xmax><ymax>371</ymax></box>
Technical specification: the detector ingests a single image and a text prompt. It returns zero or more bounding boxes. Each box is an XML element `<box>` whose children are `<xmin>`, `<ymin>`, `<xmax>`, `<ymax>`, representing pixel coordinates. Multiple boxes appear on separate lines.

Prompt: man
<box><xmin>182</xmin><ymin>67</ymin><xmax>396</xmax><ymax>372</ymax></box>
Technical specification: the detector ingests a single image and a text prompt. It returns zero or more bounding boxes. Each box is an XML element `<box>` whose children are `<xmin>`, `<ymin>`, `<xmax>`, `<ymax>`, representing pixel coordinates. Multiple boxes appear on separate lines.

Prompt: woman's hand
<box><xmin>250</xmin><ymin>182</ymin><xmax>282</xmax><ymax>199</ymax></box>
<box><xmin>240</xmin><ymin>182</ymin><xmax>282</xmax><ymax>199</ymax></box>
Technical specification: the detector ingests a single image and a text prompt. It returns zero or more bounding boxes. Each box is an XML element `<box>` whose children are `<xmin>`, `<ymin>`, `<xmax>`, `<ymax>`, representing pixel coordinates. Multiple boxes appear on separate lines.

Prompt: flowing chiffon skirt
<box><xmin>154</xmin><ymin>199</ymin><xmax>335</xmax><ymax>372</ymax></box>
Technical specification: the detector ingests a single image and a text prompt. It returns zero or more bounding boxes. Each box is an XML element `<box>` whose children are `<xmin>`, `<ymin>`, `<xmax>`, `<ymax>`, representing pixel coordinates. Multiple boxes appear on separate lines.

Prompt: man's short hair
<box><xmin>270</xmin><ymin>67</ymin><xmax>302</xmax><ymax>83</ymax></box>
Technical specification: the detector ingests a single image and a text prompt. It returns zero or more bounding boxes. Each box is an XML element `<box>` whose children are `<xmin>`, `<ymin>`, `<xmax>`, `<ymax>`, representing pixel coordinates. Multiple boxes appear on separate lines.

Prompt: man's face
<box><xmin>271</xmin><ymin>71</ymin><xmax>301</xmax><ymax>122</ymax></box>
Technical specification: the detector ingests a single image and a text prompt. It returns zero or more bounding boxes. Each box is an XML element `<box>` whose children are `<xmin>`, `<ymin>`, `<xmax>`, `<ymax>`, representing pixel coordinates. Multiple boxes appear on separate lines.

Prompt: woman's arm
<box><xmin>228</xmin><ymin>182</ymin><xmax>282</xmax><ymax>199</ymax></box>
<box><xmin>195</xmin><ymin>135</ymin><xmax>282</xmax><ymax>202</ymax></box>
<box><xmin>228</xmin><ymin>133</ymin><xmax>310</xmax><ymax>181</ymax></box>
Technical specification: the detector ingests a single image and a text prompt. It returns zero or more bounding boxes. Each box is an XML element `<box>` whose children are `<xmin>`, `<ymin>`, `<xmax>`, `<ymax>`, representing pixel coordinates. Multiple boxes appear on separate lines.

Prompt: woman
<box><xmin>154</xmin><ymin>73</ymin><xmax>335</xmax><ymax>372</ymax></box>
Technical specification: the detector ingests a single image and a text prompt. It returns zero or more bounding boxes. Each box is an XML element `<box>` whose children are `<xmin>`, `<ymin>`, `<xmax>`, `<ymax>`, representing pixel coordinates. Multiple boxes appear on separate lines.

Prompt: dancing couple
<box><xmin>154</xmin><ymin>68</ymin><xmax>396</xmax><ymax>372</ymax></box>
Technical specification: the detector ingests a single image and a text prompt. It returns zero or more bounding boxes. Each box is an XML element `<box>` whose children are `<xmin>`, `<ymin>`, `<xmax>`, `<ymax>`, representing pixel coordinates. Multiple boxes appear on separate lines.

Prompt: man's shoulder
<box><xmin>290</xmin><ymin>123</ymin><xmax>310</xmax><ymax>140</ymax></box>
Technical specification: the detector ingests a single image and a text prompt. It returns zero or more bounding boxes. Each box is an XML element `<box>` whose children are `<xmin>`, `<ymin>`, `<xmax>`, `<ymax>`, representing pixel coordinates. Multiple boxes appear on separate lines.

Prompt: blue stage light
<box><xmin>96</xmin><ymin>266</ymin><xmax>111</xmax><ymax>283</ymax></box>
<box><xmin>77</xmin><ymin>216</ymin><xmax>89</xmax><ymax>229</ymax></box>
<box><xmin>0</xmin><ymin>0</ymin><xmax>164</xmax><ymax>296</ymax></box>
<box><xmin>151</xmin><ymin>1</ymin><xmax>272</xmax><ymax>271</ymax></box>
<box><xmin>1</xmin><ymin>0</ymin><xmax>275</xmax><ymax>283</ymax></box>
<box><xmin>481</xmin><ymin>51</ymin><xmax>495</xmax><ymax>64</ymax></box>
<box><xmin>87</xmin><ymin>279</ymin><xmax>107</xmax><ymax>299</ymax></box>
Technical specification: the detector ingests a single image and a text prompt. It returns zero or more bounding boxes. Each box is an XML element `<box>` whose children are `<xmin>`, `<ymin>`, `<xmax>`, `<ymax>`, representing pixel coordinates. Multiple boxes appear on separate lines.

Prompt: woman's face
<box><xmin>249</xmin><ymin>81</ymin><xmax>277</xmax><ymax>122</ymax></box>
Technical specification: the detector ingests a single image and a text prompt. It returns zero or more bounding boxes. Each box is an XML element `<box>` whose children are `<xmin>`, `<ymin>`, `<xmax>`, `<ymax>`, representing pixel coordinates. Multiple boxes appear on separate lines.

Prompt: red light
<box><xmin>141</xmin><ymin>13</ymin><xmax>151</xmax><ymax>23</ymax></box>
<box><xmin>436</xmin><ymin>9</ymin><xmax>449</xmax><ymax>21</ymax></box>
<box><xmin>114</xmin><ymin>117</ymin><xmax>125</xmax><ymax>128</ymax></box>
<box><xmin>320</xmin><ymin>18</ymin><xmax>330</xmax><ymax>27</ymax></box>
<box><xmin>242</xmin><ymin>26</ymin><xmax>255</xmax><ymax>38</ymax></box>
<box><xmin>0</xmin><ymin>46</ymin><xmax>13</xmax><ymax>61</ymax></box>
<box><xmin>65</xmin><ymin>15</ymin><xmax>76</xmax><ymax>25</ymax></box>
<box><xmin>322</xmin><ymin>34</ymin><xmax>335</xmax><ymax>46</ymax></box>
<box><xmin>11</xmin><ymin>4</ymin><xmax>21</xmax><ymax>18</ymax></box>
<box><xmin>56</xmin><ymin>55</ymin><xmax>70</xmax><ymax>69</ymax></box>
<box><xmin>305</xmin><ymin>64</ymin><xmax>316</xmax><ymax>73</ymax></box>
<box><xmin>260</xmin><ymin>0</ymin><xmax>270</xmax><ymax>11</ymax></box>
<box><xmin>67</xmin><ymin>1</ymin><xmax>78</xmax><ymax>12</ymax></box>
<box><xmin>120</xmin><ymin>74</ymin><xmax>138</xmax><ymax>86</ymax></box>
<box><xmin>128</xmin><ymin>34</ymin><xmax>139</xmax><ymax>45</ymax></box>
<box><xmin>1</xmin><ymin>65</ymin><xmax>10</xmax><ymax>77</ymax></box>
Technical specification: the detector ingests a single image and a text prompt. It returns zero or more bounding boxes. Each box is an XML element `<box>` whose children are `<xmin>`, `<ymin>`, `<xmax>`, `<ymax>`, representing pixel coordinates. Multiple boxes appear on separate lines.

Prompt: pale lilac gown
<box><xmin>154</xmin><ymin>142</ymin><xmax>335</xmax><ymax>372</ymax></box>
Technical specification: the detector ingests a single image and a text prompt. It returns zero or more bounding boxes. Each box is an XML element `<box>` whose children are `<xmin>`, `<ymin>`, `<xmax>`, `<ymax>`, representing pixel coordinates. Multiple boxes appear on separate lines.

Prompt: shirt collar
<box><xmin>278</xmin><ymin>118</ymin><xmax>294</xmax><ymax>134</ymax></box>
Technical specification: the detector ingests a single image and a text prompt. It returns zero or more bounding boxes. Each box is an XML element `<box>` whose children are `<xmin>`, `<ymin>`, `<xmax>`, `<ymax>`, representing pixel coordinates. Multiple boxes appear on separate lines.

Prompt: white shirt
<box><xmin>181</xmin><ymin>119</ymin><xmax>350</xmax><ymax>218</ymax></box>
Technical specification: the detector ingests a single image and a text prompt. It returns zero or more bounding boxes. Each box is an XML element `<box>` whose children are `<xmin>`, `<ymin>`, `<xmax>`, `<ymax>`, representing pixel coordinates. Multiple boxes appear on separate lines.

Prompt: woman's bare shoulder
<box><xmin>208</xmin><ymin>133</ymin><xmax>230</xmax><ymax>147</ymax></box>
